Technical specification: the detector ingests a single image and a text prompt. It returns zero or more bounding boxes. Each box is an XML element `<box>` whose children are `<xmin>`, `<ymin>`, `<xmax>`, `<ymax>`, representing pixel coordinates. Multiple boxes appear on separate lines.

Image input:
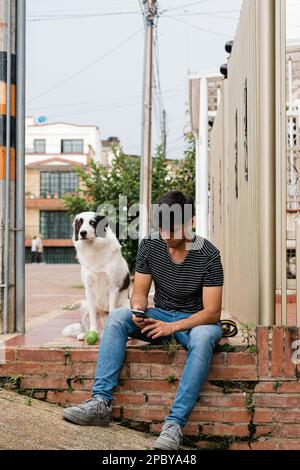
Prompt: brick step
<box><xmin>1</xmin><ymin>326</ymin><xmax>300</xmax><ymax>450</ymax></box>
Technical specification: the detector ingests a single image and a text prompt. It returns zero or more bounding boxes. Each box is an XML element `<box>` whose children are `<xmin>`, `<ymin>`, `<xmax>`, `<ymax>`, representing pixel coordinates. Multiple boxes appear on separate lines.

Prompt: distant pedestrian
<box><xmin>31</xmin><ymin>236</ymin><xmax>38</xmax><ymax>263</ymax></box>
<box><xmin>36</xmin><ymin>234</ymin><xmax>44</xmax><ymax>263</ymax></box>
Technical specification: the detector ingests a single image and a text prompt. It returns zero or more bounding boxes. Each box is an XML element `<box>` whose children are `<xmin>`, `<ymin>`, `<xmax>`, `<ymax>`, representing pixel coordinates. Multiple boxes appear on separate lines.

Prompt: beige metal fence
<box><xmin>208</xmin><ymin>0</ymin><xmax>291</xmax><ymax>325</ymax></box>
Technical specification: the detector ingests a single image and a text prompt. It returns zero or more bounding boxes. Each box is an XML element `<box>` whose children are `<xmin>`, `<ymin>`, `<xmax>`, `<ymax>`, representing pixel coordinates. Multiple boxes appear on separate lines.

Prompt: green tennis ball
<box><xmin>84</xmin><ymin>330</ymin><xmax>99</xmax><ymax>345</ymax></box>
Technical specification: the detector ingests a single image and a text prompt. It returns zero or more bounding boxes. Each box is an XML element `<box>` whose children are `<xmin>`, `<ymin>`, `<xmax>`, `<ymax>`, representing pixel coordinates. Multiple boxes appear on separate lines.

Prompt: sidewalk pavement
<box><xmin>25</xmin><ymin>264</ymin><xmax>83</xmax><ymax>327</ymax></box>
<box><xmin>0</xmin><ymin>389</ymin><xmax>157</xmax><ymax>450</ymax></box>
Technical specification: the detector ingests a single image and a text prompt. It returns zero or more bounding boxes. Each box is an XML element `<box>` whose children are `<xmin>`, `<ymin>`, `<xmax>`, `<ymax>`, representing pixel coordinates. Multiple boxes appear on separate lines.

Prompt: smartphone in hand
<box><xmin>131</xmin><ymin>309</ymin><xmax>148</xmax><ymax>319</ymax></box>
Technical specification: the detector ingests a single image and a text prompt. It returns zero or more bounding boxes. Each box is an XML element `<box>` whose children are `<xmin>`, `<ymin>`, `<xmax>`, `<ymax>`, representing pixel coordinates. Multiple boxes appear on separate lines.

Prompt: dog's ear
<box><xmin>74</xmin><ymin>216</ymin><xmax>83</xmax><ymax>241</ymax></box>
<box><xmin>95</xmin><ymin>215</ymin><xmax>109</xmax><ymax>238</ymax></box>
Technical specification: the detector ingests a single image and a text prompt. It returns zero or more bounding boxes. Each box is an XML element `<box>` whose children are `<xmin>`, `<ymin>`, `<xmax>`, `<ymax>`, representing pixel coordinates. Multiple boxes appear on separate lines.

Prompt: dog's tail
<box><xmin>62</xmin><ymin>323</ymin><xmax>83</xmax><ymax>338</ymax></box>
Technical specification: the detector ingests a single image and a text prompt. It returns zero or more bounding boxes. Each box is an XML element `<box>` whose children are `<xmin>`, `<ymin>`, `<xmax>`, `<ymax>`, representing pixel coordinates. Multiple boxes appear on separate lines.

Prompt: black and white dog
<box><xmin>63</xmin><ymin>211</ymin><xmax>130</xmax><ymax>340</ymax></box>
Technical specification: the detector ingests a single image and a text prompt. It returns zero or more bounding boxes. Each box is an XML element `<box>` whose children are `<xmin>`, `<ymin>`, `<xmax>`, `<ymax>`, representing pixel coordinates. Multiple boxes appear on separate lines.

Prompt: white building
<box><xmin>25</xmin><ymin>117</ymin><xmax>103</xmax><ymax>166</ymax></box>
<box><xmin>25</xmin><ymin>118</ymin><xmax>118</xmax><ymax>263</ymax></box>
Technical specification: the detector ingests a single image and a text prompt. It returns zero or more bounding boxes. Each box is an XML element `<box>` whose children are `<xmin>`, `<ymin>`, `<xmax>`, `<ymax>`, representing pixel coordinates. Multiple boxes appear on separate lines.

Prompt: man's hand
<box><xmin>141</xmin><ymin>319</ymin><xmax>178</xmax><ymax>339</ymax></box>
<box><xmin>132</xmin><ymin>313</ymin><xmax>147</xmax><ymax>329</ymax></box>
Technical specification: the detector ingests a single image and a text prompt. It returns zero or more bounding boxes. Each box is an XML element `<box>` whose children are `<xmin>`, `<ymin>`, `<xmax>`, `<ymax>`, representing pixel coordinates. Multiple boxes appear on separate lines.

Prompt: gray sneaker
<box><xmin>63</xmin><ymin>397</ymin><xmax>112</xmax><ymax>426</ymax></box>
<box><xmin>154</xmin><ymin>421</ymin><xmax>183</xmax><ymax>450</ymax></box>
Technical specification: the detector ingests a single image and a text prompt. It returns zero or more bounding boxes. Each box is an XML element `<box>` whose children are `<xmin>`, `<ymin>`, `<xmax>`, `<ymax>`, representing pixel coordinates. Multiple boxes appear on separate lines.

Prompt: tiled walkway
<box><xmin>25</xmin><ymin>264</ymin><xmax>83</xmax><ymax>327</ymax></box>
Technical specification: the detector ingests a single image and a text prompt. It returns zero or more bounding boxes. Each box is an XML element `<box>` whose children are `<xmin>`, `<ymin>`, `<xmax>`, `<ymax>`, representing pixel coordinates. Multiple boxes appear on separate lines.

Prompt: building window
<box><xmin>40</xmin><ymin>211</ymin><xmax>73</xmax><ymax>239</ymax></box>
<box><xmin>61</xmin><ymin>139</ymin><xmax>84</xmax><ymax>153</ymax></box>
<box><xmin>34</xmin><ymin>139</ymin><xmax>46</xmax><ymax>153</ymax></box>
<box><xmin>40</xmin><ymin>171</ymin><xmax>79</xmax><ymax>198</ymax></box>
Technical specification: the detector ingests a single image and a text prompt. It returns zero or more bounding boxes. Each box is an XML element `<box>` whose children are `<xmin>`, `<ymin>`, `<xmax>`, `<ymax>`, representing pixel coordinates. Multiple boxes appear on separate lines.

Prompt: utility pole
<box><xmin>139</xmin><ymin>0</ymin><xmax>157</xmax><ymax>242</ymax></box>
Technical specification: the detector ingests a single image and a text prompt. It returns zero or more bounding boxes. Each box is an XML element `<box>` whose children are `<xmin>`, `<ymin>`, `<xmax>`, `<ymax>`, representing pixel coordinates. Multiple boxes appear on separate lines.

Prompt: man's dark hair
<box><xmin>155</xmin><ymin>190</ymin><xmax>195</xmax><ymax>232</ymax></box>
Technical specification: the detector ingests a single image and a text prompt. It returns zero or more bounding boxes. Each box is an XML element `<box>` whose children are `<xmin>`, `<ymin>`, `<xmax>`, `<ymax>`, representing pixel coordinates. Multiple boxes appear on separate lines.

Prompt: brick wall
<box><xmin>1</xmin><ymin>326</ymin><xmax>300</xmax><ymax>450</ymax></box>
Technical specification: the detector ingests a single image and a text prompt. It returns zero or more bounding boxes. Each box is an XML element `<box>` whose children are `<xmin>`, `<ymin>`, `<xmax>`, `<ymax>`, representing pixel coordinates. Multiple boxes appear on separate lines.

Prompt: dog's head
<box><xmin>73</xmin><ymin>212</ymin><xmax>109</xmax><ymax>242</ymax></box>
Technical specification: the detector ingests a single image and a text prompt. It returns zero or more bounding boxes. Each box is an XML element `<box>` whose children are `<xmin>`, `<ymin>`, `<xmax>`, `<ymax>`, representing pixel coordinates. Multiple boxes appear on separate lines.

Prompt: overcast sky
<box><xmin>26</xmin><ymin>0</ymin><xmax>300</xmax><ymax>159</ymax></box>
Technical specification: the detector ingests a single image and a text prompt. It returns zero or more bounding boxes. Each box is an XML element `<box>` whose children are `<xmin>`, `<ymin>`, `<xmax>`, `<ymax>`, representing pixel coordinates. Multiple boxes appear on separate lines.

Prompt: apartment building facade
<box><xmin>25</xmin><ymin>118</ymin><xmax>115</xmax><ymax>263</ymax></box>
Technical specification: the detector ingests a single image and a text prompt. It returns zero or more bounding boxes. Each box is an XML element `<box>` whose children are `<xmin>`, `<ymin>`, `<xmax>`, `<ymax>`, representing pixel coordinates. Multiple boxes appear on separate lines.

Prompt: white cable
<box><xmin>28</xmin><ymin>28</ymin><xmax>143</xmax><ymax>103</ymax></box>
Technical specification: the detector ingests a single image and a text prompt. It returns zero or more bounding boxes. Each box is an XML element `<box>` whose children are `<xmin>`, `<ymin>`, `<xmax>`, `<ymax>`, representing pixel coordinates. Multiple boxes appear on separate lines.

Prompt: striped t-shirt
<box><xmin>135</xmin><ymin>231</ymin><xmax>224</xmax><ymax>314</ymax></box>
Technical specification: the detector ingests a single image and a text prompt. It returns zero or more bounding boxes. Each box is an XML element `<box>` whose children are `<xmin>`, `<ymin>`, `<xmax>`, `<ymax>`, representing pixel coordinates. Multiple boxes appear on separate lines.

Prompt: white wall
<box><xmin>25</xmin><ymin>119</ymin><xmax>102</xmax><ymax>162</ymax></box>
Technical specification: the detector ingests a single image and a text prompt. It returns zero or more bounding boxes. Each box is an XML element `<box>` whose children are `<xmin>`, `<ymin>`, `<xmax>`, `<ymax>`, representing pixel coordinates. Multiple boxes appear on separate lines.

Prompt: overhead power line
<box><xmin>28</xmin><ymin>0</ymin><xmax>139</xmax><ymax>15</ymax></box>
<box><xmin>138</xmin><ymin>0</ymin><xmax>145</xmax><ymax>17</ymax></box>
<box><xmin>28</xmin><ymin>28</ymin><xmax>143</xmax><ymax>103</ymax></box>
<box><xmin>162</xmin><ymin>1</ymin><xmax>211</xmax><ymax>12</ymax></box>
<box><xmin>27</xmin><ymin>7</ymin><xmax>239</xmax><ymax>22</ymax></box>
<box><xmin>164</xmin><ymin>14</ymin><xmax>232</xmax><ymax>38</ymax></box>
<box><xmin>27</xmin><ymin>85</ymin><xmax>186</xmax><ymax>111</ymax></box>
<box><xmin>168</xmin><ymin>9</ymin><xmax>240</xmax><ymax>16</ymax></box>
<box><xmin>43</xmin><ymin>90</ymin><xmax>185</xmax><ymax>120</ymax></box>
<box><xmin>27</xmin><ymin>11</ymin><xmax>141</xmax><ymax>22</ymax></box>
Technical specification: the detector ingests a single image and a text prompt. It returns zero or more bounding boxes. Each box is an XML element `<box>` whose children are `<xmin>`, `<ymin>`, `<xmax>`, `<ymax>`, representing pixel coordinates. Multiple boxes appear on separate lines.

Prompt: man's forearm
<box><xmin>172</xmin><ymin>308</ymin><xmax>221</xmax><ymax>332</ymax></box>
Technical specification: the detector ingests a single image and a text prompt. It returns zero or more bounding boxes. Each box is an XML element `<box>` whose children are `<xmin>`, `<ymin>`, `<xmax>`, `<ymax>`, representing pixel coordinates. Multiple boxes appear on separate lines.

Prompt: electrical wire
<box><xmin>138</xmin><ymin>0</ymin><xmax>145</xmax><ymax>17</ymax></box>
<box><xmin>28</xmin><ymin>0</ymin><xmax>138</xmax><ymax>15</ymax></box>
<box><xmin>41</xmin><ymin>90</ymin><xmax>186</xmax><ymax>120</ymax></box>
<box><xmin>27</xmin><ymin>11</ymin><xmax>141</xmax><ymax>22</ymax></box>
<box><xmin>153</xmin><ymin>31</ymin><xmax>164</xmax><ymax>140</ymax></box>
<box><xmin>163</xmin><ymin>14</ymin><xmax>232</xmax><ymax>38</ymax></box>
<box><xmin>169</xmin><ymin>9</ymin><xmax>240</xmax><ymax>16</ymax></box>
<box><xmin>152</xmin><ymin>66</ymin><xmax>161</xmax><ymax>141</ymax></box>
<box><xmin>162</xmin><ymin>1</ymin><xmax>211</xmax><ymax>13</ymax></box>
<box><xmin>28</xmin><ymin>28</ymin><xmax>143</xmax><ymax>103</ymax></box>
<box><xmin>26</xmin><ymin>0</ymin><xmax>234</xmax><ymax>155</ymax></box>
<box><xmin>27</xmin><ymin>85</ymin><xmax>186</xmax><ymax>111</ymax></box>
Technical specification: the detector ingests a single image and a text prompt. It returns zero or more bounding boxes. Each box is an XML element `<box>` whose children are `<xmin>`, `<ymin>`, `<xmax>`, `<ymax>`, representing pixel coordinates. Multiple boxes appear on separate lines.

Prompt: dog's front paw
<box><xmin>77</xmin><ymin>333</ymin><xmax>85</xmax><ymax>341</ymax></box>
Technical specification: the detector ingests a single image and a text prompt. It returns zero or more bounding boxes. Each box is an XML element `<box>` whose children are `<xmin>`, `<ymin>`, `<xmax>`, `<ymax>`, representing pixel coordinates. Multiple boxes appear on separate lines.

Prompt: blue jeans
<box><xmin>92</xmin><ymin>306</ymin><xmax>222</xmax><ymax>427</ymax></box>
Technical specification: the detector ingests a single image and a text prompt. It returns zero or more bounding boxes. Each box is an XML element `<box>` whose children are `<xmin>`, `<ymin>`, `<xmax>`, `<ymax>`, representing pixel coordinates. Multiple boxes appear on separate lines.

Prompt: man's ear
<box><xmin>184</xmin><ymin>217</ymin><xmax>194</xmax><ymax>239</ymax></box>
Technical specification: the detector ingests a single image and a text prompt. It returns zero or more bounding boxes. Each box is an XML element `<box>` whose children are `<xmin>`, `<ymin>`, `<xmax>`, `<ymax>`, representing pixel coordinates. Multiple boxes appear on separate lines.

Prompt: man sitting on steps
<box><xmin>62</xmin><ymin>190</ymin><xmax>224</xmax><ymax>451</ymax></box>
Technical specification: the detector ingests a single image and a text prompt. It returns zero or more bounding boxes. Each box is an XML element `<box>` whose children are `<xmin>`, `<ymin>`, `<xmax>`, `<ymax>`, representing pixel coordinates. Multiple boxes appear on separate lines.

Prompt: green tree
<box><xmin>64</xmin><ymin>145</ymin><xmax>173</xmax><ymax>271</ymax></box>
<box><xmin>152</xmin><ymin>144</ymin><xmax>176</xmax><ymax>203</ymax></box>
<box><xmin>63</xmin><ymin>146</ymin><xmax>140</xmax><ymax>271</ymax></box>
<box><xmin>172</xmin><ymin>132</ymin><xmax>195</xmax><ymax>201</ymax></box>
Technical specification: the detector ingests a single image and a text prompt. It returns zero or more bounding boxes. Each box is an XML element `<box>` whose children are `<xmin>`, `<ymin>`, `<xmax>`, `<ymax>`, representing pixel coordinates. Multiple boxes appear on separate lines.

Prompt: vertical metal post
<box><xmin>139</xmin><ymin>0</ymin><xmax>156</xmax><ymax>241</ymax></box>
<box><xmin>3</xmin><ymin>0</ymin><xmax>12</xmax><ymax>334</ymax></box>
<box><xmin>217</xmin><ymin>86</ymin><xmax>221</xmax><ymax>109</ymax></box>
<box><xmin>16</xmin><ymin>0</ymin><xmax>26</xmax><ymax>333</ymax></box>
<box><xmin>275</xmin><ymin>0</ymin><xmax>287</xmax><ymax>325</ymax></box>
<box><xmin>196</xmin><ymin>76</ymin><xmax>208</xmax><ymax>239</ymax></box>
<box><xmin>259</xmin><ymin>0</ymin><xmax>276</xmax><ymax>325</ymax></box>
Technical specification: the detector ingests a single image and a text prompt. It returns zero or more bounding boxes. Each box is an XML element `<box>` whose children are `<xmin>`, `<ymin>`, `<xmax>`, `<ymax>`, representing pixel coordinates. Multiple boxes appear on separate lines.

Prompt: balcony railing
<box><xmin>25</xmin><ymin>224</ymin><xmax>73</xmax><ymax>241</ymax></box>
<box><xmin>25</xmin><ymin>191</ymin><xmax>78</xmax><ymax>200</ymax></box>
